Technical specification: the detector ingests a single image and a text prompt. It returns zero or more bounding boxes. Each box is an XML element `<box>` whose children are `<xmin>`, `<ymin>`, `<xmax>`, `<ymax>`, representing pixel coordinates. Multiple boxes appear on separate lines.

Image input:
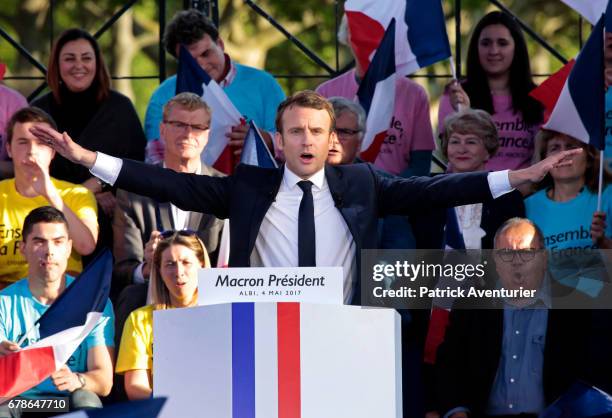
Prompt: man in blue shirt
<box><xmin>436</xmin><ymin>218</ymin><xmax>591</xmax><ymax>418</ymax></box>
<box><xmin>144</xmin><ymin>9</ymin><xmax>285</xmax><ymax>164</ymax></box>
<box><xmin>0</xmin><ymin>206</ymin><xmax>114</xmax><ymax>413</ymax></box>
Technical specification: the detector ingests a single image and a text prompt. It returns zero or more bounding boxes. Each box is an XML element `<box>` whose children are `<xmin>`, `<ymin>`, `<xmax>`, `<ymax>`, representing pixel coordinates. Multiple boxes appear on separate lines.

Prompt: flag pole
<box><xmin>448</xmin><ymin>56</ymin><xmax>463</xmax><ymax>112</ymax></box>
<box><xmin>598</xmin><ymin>150</ymin><xmax>605</xmax><ymax>212</ymax></box>
<box><xmin>16</xmin><ymin>322</ymin><xmax>39</xmax><ymax>348</ymax></box>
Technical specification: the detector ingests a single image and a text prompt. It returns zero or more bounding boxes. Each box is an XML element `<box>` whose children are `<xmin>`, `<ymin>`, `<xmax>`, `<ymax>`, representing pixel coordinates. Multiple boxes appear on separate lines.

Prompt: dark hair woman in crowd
<box><xmin>32</xmin><ymin>28</ymin><xmax>147</xmax><ymax>259</ymax></box>
<box><xmin>438</xmin><ymin>11</ymin><xmax>543</xmax><ymax>172</ymax></box>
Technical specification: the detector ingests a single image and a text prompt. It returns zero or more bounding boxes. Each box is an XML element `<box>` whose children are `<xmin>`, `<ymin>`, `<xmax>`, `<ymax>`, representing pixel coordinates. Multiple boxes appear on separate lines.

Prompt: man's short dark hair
<box><xmin>6</xmin><ymin>107</ymin><xmax>57</xmax><ymax>145</ymax></box>
<box><xmin>22</xmin><ymin>206</ymin><xmax>69</xmax><ymax>242</ymax></box>
<box><xmin>275</xmin><ymin>90</ymin><xmax>336</xmax><ymax>134</ymax></box>
<box><xmin>163</xmin><ymin>9</ymin><xmax>219</xmax><ymax>57</ymax></box>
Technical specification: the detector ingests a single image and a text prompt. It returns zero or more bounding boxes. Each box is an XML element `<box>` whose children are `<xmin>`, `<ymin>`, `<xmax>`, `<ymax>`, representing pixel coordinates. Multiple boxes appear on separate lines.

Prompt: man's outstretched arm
<box><xmin>29</xmin><ymin>124</ymin><xmax>231</xmax><ymax>218</ymax></box>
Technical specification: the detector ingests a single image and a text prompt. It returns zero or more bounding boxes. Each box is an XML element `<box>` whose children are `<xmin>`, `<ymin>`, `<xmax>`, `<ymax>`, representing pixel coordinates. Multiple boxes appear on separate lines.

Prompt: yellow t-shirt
<box><xmin>0</xmin><ymin>178</ymin><xmax>97</xmax><ymax>285</ymax></box>
<box><xmin>116</xmin><ymin>304</ymin><xmax>155</xmax><ymax>374</ymax></box>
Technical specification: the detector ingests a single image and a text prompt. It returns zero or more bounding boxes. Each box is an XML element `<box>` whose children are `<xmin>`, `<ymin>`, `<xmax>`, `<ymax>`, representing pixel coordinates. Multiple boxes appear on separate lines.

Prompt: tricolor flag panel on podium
<box><xmin>176</xmin><ymin>45</ymin><xmax>242</xmax><ymax>174</ymax></box>
<box><xmin>0</xmin><ymin>251</ymin><xmax>112</xmax><ymax>400</ymax></box>
<box><xmin>154</xmin><ymin>302</ymin><xmax>401</xmax><ymax>418</ymax></box>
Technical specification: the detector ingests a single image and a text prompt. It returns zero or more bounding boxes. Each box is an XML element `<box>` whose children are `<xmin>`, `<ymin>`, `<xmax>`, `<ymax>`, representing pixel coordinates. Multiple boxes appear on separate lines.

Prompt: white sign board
<box><xmin>198</xmin><ymin>267</ymin><xmax>343</xmax><ymax>305</ymax></box>
<box><xmin>154</xmin><ymin>303</ymin><xmax>401</xmax><ymax>418</ymax></box>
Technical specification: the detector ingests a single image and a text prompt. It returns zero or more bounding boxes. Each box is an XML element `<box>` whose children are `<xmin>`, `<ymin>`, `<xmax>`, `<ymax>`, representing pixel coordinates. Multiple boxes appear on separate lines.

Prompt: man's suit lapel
<box><xmin>325</xmin><ymin>165</ymin><xmax>361</xmax><ymax>248</ymax></box>
<box><xmin>246</xmin><ymin>166</ymin><xmax>284</xmax><ymax>255</ymax></box>
<box><xmin>157</xmin><ymin>201</ymin><xmax>174</xmax><ymax>231</ymax></box>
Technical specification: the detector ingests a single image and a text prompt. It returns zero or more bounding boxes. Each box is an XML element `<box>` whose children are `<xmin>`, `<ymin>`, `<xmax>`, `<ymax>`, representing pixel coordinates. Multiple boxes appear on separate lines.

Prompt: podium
<box><xmin>153</xmin><ymin>302</ymin><xmax>402</xmax><ymax>418</ymax></box>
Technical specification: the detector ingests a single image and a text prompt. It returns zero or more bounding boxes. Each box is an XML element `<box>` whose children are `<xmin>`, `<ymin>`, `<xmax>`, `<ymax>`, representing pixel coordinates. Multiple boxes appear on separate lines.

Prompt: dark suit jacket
<box><xmin>112</xmin><ymin>164</ymin><xmax>225</xmax><ymax>290</ymax></box>
<box><xmin>412</xmin><ymin>186</ymin><xmax>525</xmax><ymax>249</ymax></box>
<box><xmin>435</xmin><ymin>289</ymin><xmax>591</xmax><ymax>417</ymax></box>
<box><xmin>115</xmin><ymin>160</ymin><xmax>495</xmax><ymax>303</ymax></box>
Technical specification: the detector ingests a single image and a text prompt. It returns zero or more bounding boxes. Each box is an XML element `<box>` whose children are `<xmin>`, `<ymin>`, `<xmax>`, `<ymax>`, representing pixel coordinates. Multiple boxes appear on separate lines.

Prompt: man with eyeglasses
<box><xmin>111</xmin><ymin>93</ymin><xmax>224</xmax><ymax>371</ymax></box>
<box><xmin>436</xmin><ymin>217</ymin><xmax>592</xmax><ymax>418</ymax></box>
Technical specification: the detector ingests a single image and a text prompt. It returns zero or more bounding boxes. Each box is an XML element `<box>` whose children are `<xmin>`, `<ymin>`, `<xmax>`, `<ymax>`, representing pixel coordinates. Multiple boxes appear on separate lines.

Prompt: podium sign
<box><xmin>198</xmin><ymin>267</ymin><xmax>343</xmax><ymax>305</ymax></box>
<box><xmin>154</xmin><ymin>303</ymin><xmax>401</xmax><ymax>418</ymax></box>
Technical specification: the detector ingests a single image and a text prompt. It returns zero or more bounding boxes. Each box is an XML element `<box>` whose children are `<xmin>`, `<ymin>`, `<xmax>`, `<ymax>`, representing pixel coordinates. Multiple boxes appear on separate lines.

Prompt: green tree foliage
<box><xmin>0</xmin><ymin>0</ymin><xmax>595</xmax><ymax>122</ymax></box>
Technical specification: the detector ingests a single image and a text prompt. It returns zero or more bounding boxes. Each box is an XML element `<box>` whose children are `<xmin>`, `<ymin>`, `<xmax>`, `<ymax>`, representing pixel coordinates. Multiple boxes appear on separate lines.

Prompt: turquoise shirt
<box><xmin>0</xmin><ymin>276</ymin><xmax>114</xmax><ymax>397</ymax></box>
<box><xmin>525</xmin><ymin>186</ymin><xmax>612</xmax><ymax>296</ymax></box>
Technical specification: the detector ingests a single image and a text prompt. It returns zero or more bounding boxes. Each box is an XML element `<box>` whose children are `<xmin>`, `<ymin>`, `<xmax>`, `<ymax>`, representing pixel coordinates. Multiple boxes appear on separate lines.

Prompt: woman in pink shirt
<box><xmin>438</xmin><ymin>11</ymin><xmax>543</xmax><ymax>172</ymax></box>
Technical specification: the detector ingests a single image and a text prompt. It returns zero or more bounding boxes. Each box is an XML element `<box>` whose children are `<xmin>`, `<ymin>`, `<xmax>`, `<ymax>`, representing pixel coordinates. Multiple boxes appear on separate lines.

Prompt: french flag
<box><xmin>240</xmin><ymin>120</ymin><xmax>278</xmax><ymax>169</ymax></box>
<box><xmin>345</xmin><ymin>0</ymin><xmax>450</xmax><ymax>75</ymax></box>
<box><xmin>57</xmin><ymin>398</ymin><xmax>167</xmax><ymax>418</ymax></box>
<box><xmin>543</xmin><ymin>13</ymin><xmax>605</xmax><ymax>150</ymax></box>
<box><xmin>0</xmin><ymin>251</ymin><xmax>112</xmax><ymax>400</ymax></box>
<box><xmin>357</xmin><ymin>19</ymin><xmax>396</xmax><ymax>163</ymax></box>
<box><xmin>176</xmin><ymin>45</ymin><xmax>243</xmax><ymax>175</ymax></box>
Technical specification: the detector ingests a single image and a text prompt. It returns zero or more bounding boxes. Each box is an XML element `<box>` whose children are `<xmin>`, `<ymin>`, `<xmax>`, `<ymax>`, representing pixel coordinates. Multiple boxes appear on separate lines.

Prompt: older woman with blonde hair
<box><xmin>115</xmin><ymin>230</ymin><xmax>210</xmax><ymax>400</ymax></box>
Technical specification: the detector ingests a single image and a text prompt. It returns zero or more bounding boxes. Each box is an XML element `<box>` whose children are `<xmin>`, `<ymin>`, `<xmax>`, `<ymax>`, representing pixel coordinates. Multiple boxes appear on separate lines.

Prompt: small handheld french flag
<box><xmin>543</xmin><ymin>13</ymin><xmax>605</xmax><ymax>150</ymax></box>
<box><xmin>0</xmin><ymin>250</ymin><xmax>112</xmax><ymax>400</ymax></box>
<box><xmin>240</xmin><ymin>120</ymin><xmax>278</xmax><ymax>169</ymax></box>
<box><xmin>357</xmin><ymin>19</ymin><xmax>397</xmax><ymax>163</ymax></box>
<box><xmin>177</xmin><ymin>45</ymin><xmax>243</xmax><ymax>174</ymax></box>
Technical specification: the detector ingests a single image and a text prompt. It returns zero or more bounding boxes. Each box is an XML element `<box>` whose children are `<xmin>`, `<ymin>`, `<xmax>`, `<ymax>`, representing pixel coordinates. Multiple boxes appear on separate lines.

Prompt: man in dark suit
<box><xmin>112</xmin><ymin>93</ymin><xmax>224</xmax><ymax>291</ymax></box>
<box><xmin>31</xmin><ymin>90</ymin><xmax>580</xmax><ymax>306</ymax></box>
<box><xmin>435</xmin><ymin>218</ymin><xmax>591</xmax><ymax>418</ymax></box>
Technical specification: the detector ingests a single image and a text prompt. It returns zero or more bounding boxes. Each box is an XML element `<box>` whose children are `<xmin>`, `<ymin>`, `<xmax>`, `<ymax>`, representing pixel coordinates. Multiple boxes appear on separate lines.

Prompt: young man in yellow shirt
<box><xmin>0</xmin><ymin>107</ymin><xmax>98</xmax><ymax>289</ymax></box>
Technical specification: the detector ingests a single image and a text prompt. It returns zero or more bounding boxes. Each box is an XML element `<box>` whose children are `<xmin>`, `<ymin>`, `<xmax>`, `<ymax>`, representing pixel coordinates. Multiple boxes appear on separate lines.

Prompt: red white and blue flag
<box><xmin>543</xmin><ymin>14</ymin><xmax>605</xmax><ymax>150</ymax></box>
<box><xmin>0</xmin><ymin>250</ymin><xmax>112</xmax><ymax>400</ymax></box>
<box><xmin>177</xmin><ymin>45</ymin><xmax>242</xmax><ymax>175</ymax></box>
<box><xmin>357</xmin><ymin>19</ymin><xmax>397</xmax><ymax>162</ymax></box>
<box><xmin>240</xmin><ymin>120</ymin><xmax>278</xmax><ymax>169</ymax></box>
<box><xmin>57</xmin><ymin>398</ymin><xmax>167</xmax><ymax>418</ymax></box>
<box><xmin>345</xmin><ymin>0</ymin><xmax>451</xmax><ymax>75</ymax></box>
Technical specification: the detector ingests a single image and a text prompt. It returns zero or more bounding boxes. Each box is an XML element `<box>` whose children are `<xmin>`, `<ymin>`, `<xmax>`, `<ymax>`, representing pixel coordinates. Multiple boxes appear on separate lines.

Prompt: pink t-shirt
<box><xmin>316</xmin><ymin>69</ymin><xmax>435</xmax><ymax>176</ymax></box>
<box><xmin>438</xmin><ymin>92</ymin><xmax>540</xmax><ymax>171</ymax></box>
<box><xmin>0</xmin><ymin>85</ymin><xmax>28</xmax><ymax>161</ymax></box>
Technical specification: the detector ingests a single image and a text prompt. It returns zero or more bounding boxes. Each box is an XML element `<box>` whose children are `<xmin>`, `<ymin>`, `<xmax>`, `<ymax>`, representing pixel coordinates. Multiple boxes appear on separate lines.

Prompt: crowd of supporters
<box><xmin>0</xmin><ymin>7</ymin><xmax>611</xmax><ymax>418</ymax></box>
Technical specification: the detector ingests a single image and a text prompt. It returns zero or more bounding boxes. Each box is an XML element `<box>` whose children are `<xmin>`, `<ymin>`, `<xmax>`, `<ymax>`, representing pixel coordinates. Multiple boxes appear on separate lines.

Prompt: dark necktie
<box><xmin>297</xmin><ymin>180</ymin><xmax>316</xmax><ymax>267</ymax></box>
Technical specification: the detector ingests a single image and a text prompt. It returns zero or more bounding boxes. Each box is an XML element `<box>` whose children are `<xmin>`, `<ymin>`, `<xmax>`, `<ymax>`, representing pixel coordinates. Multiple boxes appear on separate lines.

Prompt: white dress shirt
<box><xmin>91</xmin><ymin>153</ymin><xmax>514</xmax><ymax>302</ymax></box>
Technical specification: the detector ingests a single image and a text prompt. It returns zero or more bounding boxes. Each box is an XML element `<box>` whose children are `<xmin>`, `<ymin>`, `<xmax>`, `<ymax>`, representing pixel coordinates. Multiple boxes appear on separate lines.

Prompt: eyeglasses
<box><xmin>163</xmin><ymin>120</ymin><xmax>209</xmax><ymax>134</ymax></box>
<box><xmin>159</xmin><ymin>229</ymin><xmax>198</xmax><ymax>239</ymax></box>
<box><xmin>495</xmin><ymin>249</ymin><xmax>542</xmax><ymax>263</ymax></box>
<box><xmin>336</xmin><ymin>128</ymin><xmax>362</xmax><ymax>138</ymax></box>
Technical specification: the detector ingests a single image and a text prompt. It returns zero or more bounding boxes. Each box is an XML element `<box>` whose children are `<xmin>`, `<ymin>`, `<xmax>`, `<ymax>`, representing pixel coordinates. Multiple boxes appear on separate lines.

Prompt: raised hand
<box><xmin>29</xmin><ymin>124</ymin><xmax>97</xmax><ymax>168</ymax></box>
<box><xmin>508</xmin><ymin>148</ymin><xmax>583</xmax><ymax>188</ymax></box>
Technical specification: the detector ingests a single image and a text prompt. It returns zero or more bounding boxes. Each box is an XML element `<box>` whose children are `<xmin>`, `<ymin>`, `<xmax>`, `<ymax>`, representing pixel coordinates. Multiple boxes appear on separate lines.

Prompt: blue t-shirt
<box><xmin>0</xmin><ymin>277</ymin><xmax>114</xmax><ymax>397</ymax></box>
<box><xmin>525</xmin><ymin>186</ymin><xmax>612</xmax><ymax>295</ymax></box>
<box><xmin>144</xmin><ymin>63</ymin><xmax>285</xmax><ymax>141</ymax></box>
